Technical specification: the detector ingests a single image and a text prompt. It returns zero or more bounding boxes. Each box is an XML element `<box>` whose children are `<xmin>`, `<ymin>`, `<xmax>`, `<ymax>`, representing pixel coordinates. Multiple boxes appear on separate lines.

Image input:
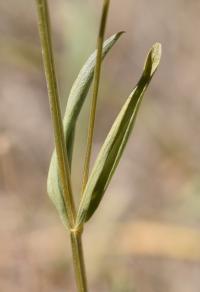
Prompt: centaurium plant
<box><xmin>36</xmin><ymin>0</ymin><xmax>161</xmax><ymax>291</ymax></box>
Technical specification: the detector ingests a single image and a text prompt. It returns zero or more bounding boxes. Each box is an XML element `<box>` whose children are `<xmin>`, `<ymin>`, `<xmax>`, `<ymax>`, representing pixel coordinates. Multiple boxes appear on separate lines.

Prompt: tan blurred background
<box><xmin>1</xmin><ymin>0</ymin><xmax>200</xmax><ymax>291</ymax></box>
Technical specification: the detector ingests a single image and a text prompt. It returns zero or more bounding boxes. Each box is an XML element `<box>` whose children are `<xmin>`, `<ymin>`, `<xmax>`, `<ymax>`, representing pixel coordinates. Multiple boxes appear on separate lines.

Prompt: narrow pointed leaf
<box><xmin>47</xmin><ymin>32</ymin><xmax>124</xmax><ymax>227</ymax></box>
<box><xmin>76</xmin><ymin>43</ymin><xmax>162</xmax><ymax>226</ymax></box>
<box><xmin>65</xmin><ymin>32</ymin><xmax>124</xmax><ymax>166</ymax></box>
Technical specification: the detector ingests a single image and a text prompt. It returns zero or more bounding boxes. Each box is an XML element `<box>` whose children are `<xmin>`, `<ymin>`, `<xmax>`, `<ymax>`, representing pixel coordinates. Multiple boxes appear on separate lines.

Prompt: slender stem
<box><xmin>36</xmin><ymin>1</ymin><xmax>88</xmax><ymax>291</ymax></box>
<box><xmin>36</xmin><ymin>0</ymin><xmax>76</xmax><ymax>228</ymax></box>
<box><xmin>70</xmin><ymin>231</ymin><xmax>88</xmax><ymax>292</ymax></box>
<box><xmin>81</xmin><ymin>0</ymin><xmax>110</xmax><ymax>193</ymax></box>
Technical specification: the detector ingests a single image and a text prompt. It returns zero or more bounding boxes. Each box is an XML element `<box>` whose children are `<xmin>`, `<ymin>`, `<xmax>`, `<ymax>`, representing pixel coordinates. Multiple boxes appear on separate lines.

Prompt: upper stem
<box><xmin>36</xmin><ymin>2</ymin><xmax>88</xmax><ymax>291</ymax></box>
<box><xmin>36</xmin><ymin>0</ymin><xmax>76</xmax><ymax>228</ymax></box>
<box><xmin>81</xmin><ymin>0</ymin><xmax>110</xmax><ymax>193</ymax></box>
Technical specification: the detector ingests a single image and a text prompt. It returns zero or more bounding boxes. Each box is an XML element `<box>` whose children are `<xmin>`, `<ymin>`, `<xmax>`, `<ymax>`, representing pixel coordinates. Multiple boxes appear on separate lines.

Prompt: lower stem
<box><xmin>70</xmin><ymin>231</ymin><xmax>88</xmax><ymax>292</ymax></box>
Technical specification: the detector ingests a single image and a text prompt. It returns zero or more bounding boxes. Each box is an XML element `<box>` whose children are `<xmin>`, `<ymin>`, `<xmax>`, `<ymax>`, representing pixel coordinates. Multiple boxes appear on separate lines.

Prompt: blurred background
<box><xmin>1</xmin><ymin>0</ymin><xmax>200</xmax><ymax>291</ymax></box>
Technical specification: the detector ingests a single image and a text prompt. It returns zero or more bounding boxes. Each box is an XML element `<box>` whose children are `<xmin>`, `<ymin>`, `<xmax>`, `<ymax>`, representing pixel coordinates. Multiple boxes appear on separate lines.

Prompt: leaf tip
<box><xmin>119</xmin><ymin>30</ymin><xmax>126</xmax><ymax>35</ymax></box>
<box><xmin>114</xmin><ymin>30</ymin><xmax>126</xmax><ymax>40</ymax></box>
<box><xmin>143</xmin><ymin>42</ymin><xmax>162</xmax><ymax>79</ymax></box>
<box><xmin>151</xmin><ymin>42</ymin><xmax>162</xmax><ymax>72</ymax></box>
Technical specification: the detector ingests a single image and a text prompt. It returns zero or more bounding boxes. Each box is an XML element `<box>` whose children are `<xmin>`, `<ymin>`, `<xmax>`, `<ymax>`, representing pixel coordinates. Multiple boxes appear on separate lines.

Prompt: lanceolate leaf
<box><xmin>76</xmin><ymin>43</ymin><xmax>162</xmax><ymax>227</ymax></box>
<box><xmin>47</xmin><ymin>32</ymin><xmax>124</xmax><ymax>228</ymax></box>
<box><xmin>64</xmin><ymin>31</ymin><xmax>124</xmax><ymax>167</ymax></box>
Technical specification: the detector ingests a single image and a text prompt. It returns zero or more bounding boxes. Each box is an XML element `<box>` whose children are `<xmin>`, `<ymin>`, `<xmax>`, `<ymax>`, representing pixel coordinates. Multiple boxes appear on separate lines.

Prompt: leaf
<box><xmin>76</xmin><ymin>43</ymin><xmax>162</xmax><ymax>226</ymax></box>
<box><xmin>47</xmin><ymin>32</ymin><xmax>124</xmax><ymax>228</ymax></box>
<box><xmin>65</xmin><ymin>31</ymin><xmax>124</xmax><ymax>167</ymax></box>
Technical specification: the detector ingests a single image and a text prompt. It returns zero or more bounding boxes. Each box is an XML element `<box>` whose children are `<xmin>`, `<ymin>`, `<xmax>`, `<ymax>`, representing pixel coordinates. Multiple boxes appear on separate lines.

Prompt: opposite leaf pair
<box><xmin>47</xmin><ymin>33</ymin><xmax>161</xmax><ymax>229</ymax></box>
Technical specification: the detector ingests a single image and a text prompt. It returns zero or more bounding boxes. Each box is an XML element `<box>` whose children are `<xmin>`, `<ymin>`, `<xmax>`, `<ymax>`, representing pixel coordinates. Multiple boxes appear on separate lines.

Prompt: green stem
<box><xmin>36</xmin><ymin>1</ymin><xmax>88</xmax><ymax>291</ymax></box>
<box><xmin>36</xmin><ymin>0</ymin><xmax>76</xmax><ymax>228</ymax></box>
<box><xmin>70</xmin><ymin>231</ymin><xmax>88</xmax><ymax>292</ymax></box>
<box><xmin>81</xmin><ymin>0</ymin><xmax>110</xmax><ymax>193</ymax></box>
